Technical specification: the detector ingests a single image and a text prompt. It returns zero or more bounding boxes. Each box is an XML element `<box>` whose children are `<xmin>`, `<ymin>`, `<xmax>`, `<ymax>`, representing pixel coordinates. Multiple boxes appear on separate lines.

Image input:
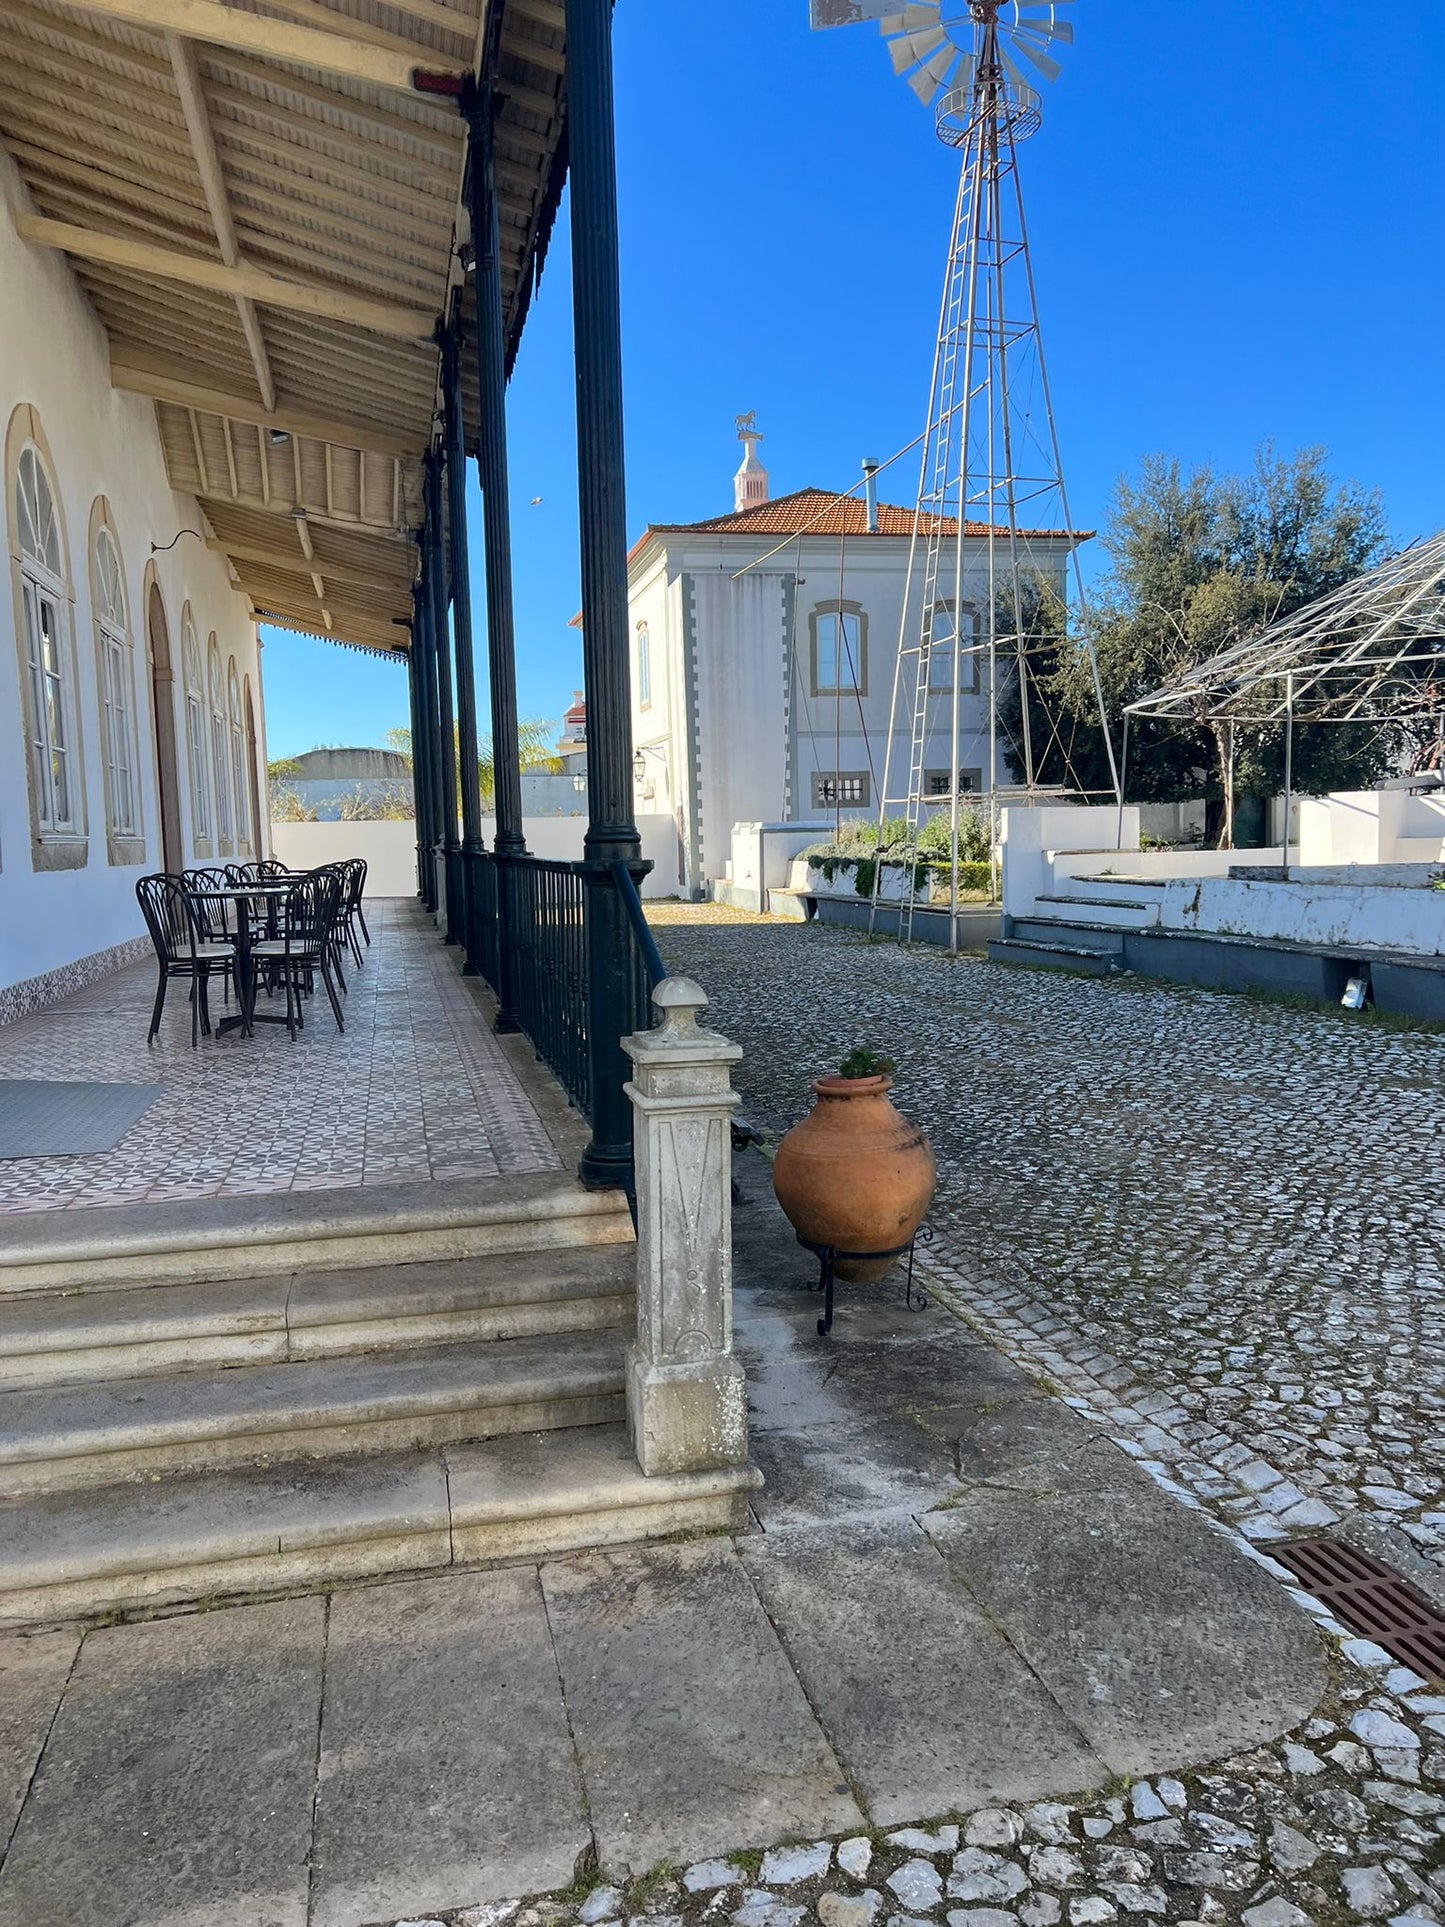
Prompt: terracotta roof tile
<box><xmin>639</xmin><ymin>486</ymin><xmax>1088</xmax><ymax>543</ymax></box>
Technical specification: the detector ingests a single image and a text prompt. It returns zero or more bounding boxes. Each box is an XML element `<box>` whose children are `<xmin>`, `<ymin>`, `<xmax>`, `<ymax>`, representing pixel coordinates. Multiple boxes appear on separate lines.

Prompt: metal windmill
<box><xmin>812</xmin><ymin>0</ymin><xmax>1119</xmax><ymax>946</ymax></box>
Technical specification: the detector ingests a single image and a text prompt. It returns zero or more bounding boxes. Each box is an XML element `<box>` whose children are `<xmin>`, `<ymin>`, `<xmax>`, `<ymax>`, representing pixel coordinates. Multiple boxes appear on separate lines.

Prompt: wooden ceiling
<box><xmin>0</xmin><ymin>0</ymin><xmax>569</xmax><ymax>655</ymax></box>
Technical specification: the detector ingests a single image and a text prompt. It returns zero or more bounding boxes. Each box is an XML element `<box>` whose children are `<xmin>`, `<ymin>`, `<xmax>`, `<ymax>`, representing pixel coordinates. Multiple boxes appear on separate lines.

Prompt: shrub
<box><xmin>837</xmin><ymin>1046</ymin><xmax>896</xmax><ymax>1080</ymax></box>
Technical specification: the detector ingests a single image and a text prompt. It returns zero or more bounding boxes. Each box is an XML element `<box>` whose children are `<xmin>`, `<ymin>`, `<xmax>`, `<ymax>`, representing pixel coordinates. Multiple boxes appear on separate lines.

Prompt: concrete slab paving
<box><xmin>311</xmin><ymin>1567</ymin><xmax>589</xmax><ymax>1927</ymax></box>
<box><xmin>738</xmin><ymin>1514</ymin><xmax>1108</xmax><ymax>1825</ymax></box>
<box><xmin>923</xmin><ymin>1472</ymin><xmax>1328</xmax><ymax>1777</ymax></box>
<box><xmin>0</xmin><ymin>1597</ymin><xmax>324</xmax><ymax>1927</ymax></box>
<box><xmin>0</xmin><ymin>1630</ymin><xmax>76</xmax><ymax>1848</ymax></box>
<box><xmin>541</xmin><ymin>1538</ymin><xmax>864</xmax><ymax>1877</ymax></box>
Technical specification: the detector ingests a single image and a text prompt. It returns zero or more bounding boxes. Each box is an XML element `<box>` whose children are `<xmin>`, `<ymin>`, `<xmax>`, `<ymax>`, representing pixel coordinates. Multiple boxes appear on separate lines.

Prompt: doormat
<box><xmin>0</xmin><ymin>1081</ymin><xmax>165</xmax><ymax>1158</ymax></box>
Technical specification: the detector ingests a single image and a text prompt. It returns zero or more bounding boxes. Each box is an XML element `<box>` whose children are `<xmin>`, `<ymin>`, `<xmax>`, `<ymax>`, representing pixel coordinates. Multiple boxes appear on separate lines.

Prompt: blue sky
<box><xmin>261</xmin><ymin>0</ymin><xmax>1445</xmax><ymax>760</ymax></box>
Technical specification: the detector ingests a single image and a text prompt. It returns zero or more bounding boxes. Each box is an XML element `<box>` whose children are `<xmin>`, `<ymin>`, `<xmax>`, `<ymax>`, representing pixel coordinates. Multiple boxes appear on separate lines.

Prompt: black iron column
<box><xmin>441</xmin><ymin>320</ymin><xmax>485</xmax><ymax>974</ymax></box>
<box><xmin>425</xmin><ymin>449</ymin><xmax>460</xmax><ymax>940</ymax></box>
<box><xmin>462</xmin><ymin>86</ymin><xmax>526</xmax><ymax>1030</ymax></box>
<box><xmin>411</xmin><ymin>567</ymin><xmax>442</xmax><ymax>912</ymax></box>
<box><xmin>406</xmin><ymin>591</ymin><xmax>431</xmax><ymax>902</ymax></box>
<box><xmin>567</xmin><ymin>0</ymin><xmax>645</xmax><ymax>1189</ymax></box>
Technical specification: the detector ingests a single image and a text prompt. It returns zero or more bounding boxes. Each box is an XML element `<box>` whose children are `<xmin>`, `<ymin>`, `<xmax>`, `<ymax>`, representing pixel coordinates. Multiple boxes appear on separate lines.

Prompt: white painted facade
<box><xmin>0</xmin><ymin>155</ymin><xmax>268</xmax><ymax>1000</ymax></box>
<box><xmin>623</xmin><ymin>490</ymin><xmax>1075</xmax><ymax>896</ymax></box>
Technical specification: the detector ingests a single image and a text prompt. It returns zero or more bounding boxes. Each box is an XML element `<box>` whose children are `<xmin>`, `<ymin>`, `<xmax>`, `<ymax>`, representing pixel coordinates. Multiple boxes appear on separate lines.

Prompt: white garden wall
<box><xmin>271</xmin><ymin>813</ymin><xmax>685</xmax><ymax>900</ymax></box>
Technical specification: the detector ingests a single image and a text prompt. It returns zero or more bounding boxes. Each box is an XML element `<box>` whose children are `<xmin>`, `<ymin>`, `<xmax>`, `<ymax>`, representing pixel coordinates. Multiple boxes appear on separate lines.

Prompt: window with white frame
<box><xmin>811</xmin><ymin>770</ymin><xmax>870</xmax><ymax>809</ymax></box>
<box><xmin>15</xmin><ymin>446</ymin><xmax>76</xmax><ymax>834</ymax></box>
<box><xmin>208</xmin><ymin>639</ymin><xmax>232</xmax><ymax>845</ymax></box>
<box><xmin>810</xmin><ymin>603</ymin><xmax>867</xmax><ymax>696</ymax></box>
<box><xmin>926</xmin><ymin>601</ymin><xmax>981</xmax><ymax>693</ymax></box>
<box><xmin>94</xmin><ymin>526</ymin><xmax>137</xmax><ymax>837</ymax></box>
<box><xmin>228</xmin><ymin>660</ymin><xmax>249</xmax><ymax>847</ymax></box>
<box><xmin>183</xmin><ymin>619</ymin><xmax>210</xmax><ymax>840</ymax></box>
<box><xmin>637</xmin><ymin>622</ymin><xmax>652</xmax><ymax>709</ymax></box>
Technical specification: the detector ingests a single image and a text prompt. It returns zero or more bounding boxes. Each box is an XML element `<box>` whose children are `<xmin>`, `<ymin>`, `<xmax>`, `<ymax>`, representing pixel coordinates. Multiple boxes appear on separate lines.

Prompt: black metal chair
<box><xmin>136</xmin><ymin>874</ymin><xmax>236</xmax><ymax>1048</ymax></box>
<box><xmin>345</xmin><ymin>857</ymin><xmax>370</xmax><ymax>952</ymax></box>
<box><xmin>249</xmin><ymin>868</ymin><xmax>346</xmax><ymax>1039</ymax></box>
<box><xmin>332</xmin><ymin>858</ymin><xmax>368</xmax><ymax>969</ymax></box>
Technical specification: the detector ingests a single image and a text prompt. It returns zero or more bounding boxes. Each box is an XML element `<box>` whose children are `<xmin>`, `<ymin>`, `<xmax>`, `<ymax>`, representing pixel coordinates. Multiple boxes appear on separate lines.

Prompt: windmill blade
<box><xmin>888</xmin><ymin>25</ymin><xmax>949</xmax><ymax>77</ymax></box>
<box><xmin>1015</xmin><ymin>18</ymin><xmax>1074</xmax><ymax>48</ymax></box>
<box><xmin>1005</xmin><ymin>30</ymin><xmax>1063</xmax><ymax>83</ymax></box>
<box><xmin>906</xmin><ymin>43</ymin><xmax>962</xmax><ymax>103</ymax></box>
<box><xmin>809</xmin><ymin>0</ymin><xmax>898</xmax><ymax>25</ymax></box>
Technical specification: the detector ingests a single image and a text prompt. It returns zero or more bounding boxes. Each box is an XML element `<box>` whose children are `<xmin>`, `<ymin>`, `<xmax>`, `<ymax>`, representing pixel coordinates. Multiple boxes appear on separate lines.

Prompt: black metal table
<box><xmin>185</xmin><ymin>883</ymin><xmax>294</xmax><ymax>1039</ymax></box>
<box><xmin>797</xmin><ymin>1225</ymin><xmax>932</xmax><ymax>1336</ymax></box>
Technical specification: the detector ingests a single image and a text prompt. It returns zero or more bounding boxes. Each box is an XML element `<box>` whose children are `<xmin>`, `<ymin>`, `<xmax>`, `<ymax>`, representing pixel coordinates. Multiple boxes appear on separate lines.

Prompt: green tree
<box><xmin>1006</xmin><ymin>445</ymin><xmax>1391</xmax><ymax>818</ymax></box>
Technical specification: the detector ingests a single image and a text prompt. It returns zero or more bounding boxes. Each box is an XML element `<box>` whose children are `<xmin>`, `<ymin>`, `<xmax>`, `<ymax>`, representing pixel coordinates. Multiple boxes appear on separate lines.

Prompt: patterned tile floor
<box><xmin>0</xmin><ymin>900</ymin><xmax>559</xmax><ymax>1215</ymax></box>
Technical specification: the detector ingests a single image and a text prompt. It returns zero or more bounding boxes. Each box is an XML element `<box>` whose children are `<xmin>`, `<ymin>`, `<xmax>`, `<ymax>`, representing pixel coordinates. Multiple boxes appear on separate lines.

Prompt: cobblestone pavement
<box><xmin>370</xmin><ymin>905</ymin><xmax>1445</xmax><ymax>1927</ymax></box>
<box><xmin>646</xmin><ymin>905</ymin><xmax>1445</xmax><ymax>1573</ymax></box>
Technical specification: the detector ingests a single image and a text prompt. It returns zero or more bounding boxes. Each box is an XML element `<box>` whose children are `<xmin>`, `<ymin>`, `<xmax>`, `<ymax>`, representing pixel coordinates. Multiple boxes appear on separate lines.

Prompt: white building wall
<box><xmin>0</xmin><ymin>155</ymin><xmax>265</xmax><ymax>997</ymax></box>
<box><xmin>623</xmin><ymin>522</ymin><xmax>1071</xmax><ymax>886</ymax></box>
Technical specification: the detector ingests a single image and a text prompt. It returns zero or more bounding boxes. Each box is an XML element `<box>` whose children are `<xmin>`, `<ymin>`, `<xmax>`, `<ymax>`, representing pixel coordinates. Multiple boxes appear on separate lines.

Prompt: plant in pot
<box><xmin>771</xmin><ymin>1045</ymin><xmax>936</xmax><ymax>1283</ymax></box>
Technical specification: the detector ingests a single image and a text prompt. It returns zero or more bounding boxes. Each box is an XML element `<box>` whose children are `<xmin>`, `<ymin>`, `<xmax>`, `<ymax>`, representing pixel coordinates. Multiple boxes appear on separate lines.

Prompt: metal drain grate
<box><xmin>1272</xmin><ymin>1536</ymin><xmax>1445</xmax><ymax>1682</ymax></box>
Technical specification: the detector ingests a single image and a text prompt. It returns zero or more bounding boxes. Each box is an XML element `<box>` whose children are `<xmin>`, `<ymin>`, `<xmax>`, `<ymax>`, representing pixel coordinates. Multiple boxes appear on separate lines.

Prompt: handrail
<box><xmin>610</xmin><ymin>860</ymin><xmax>667</xmax><ymax>987</ymax></box>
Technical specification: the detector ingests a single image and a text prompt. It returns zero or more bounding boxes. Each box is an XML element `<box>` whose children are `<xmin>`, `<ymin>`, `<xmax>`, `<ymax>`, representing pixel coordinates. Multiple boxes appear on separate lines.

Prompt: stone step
<box><xmin>987</xmin><ymin>938</ymin><xmax>1124</xmax><ymax>977</ymax></box>
<box><xmin>1035</xmin><ymin>893</ymin><xmax>1159</xmax><ymax>928</ymax></box>
<box><xmin>0</xmin><ymin>1172</ymin><xmax>634</xmax><ymax>1295</ymax></box>
<box><xmin>1009</xmin><ymin>918</ymin><xmax>1126</xmax><ymax>955</ymax></box>
<box><xmin>0</xmin><ymin>1424</ymin><xmax>762</xmax><ymax>1628</ymax></box>
<box><xmin>0</xmin><ymin>1247</ymin><xmax>635</xmax><ymax>1392</ymax></box>
<box><xmin>0</xmin><ymin>1329</ymin><xmax>627</xmax><ymax>1495</ymax></box>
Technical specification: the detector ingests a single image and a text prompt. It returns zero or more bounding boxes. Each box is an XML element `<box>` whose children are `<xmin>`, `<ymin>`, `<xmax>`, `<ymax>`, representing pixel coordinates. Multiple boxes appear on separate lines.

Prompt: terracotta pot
<box><xmin>772</xmin><ymin>1074</ymin><xmax>936</xmax><ymax>1282</ymax></box>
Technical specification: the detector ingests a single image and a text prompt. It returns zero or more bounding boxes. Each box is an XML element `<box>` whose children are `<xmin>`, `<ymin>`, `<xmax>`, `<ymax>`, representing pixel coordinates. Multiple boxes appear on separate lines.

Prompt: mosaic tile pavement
<box><xmin>0</xmin><ymin>900</ymin><xmax>559</xmax><ymax>1214</ymax></box>
<box><xmin>648</xmin><ymin>902</ymin><xmax>1445</xmax><ymax>1570</ymax></box>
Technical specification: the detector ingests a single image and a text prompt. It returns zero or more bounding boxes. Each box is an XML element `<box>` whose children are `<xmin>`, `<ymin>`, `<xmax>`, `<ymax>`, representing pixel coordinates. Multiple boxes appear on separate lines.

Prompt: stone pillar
<box><xmin>623</xmin><ymin>977</ymin><xmax>748</xmax><ymax>1476</ymax></box>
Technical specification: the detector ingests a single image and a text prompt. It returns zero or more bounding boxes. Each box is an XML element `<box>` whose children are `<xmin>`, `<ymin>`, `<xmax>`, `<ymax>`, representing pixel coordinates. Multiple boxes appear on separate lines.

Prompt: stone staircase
<box><xmin>0</xmin><ymin>1175</ymin><xmax>759</xmax><ymax>1627</ymax></box>
<box><xmin>989</xmin><ymin>875</ymin><xmax>1167</xmax><ymax>974</ymax></box>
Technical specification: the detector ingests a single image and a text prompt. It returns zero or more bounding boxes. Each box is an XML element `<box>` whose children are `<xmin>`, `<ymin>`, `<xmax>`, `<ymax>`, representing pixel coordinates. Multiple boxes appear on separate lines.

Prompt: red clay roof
<box><xmin>638</xmin><ymin>487</ymin><xmax>1088</xmax><ymax>543</ymax></box>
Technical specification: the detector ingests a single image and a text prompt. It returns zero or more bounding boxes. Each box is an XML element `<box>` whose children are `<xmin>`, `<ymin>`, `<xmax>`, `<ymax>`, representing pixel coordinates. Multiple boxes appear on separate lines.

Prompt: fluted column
<box><xmin>462</xmin><ymin>89</ymin><xmax>524</xmax><ymax>1027</ymax></box>
<box><xmin>567</xmin><ymin>0</ymin><xmax>644</xmax><ymax>1189</ymax></box>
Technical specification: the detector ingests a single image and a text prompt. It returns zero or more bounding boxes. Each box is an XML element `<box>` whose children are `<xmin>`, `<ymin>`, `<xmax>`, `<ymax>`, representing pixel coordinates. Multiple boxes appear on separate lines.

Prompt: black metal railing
<box><xmin>512</xmin><ymin>856</ymin><xmax>591</xmax><ymax>1112</ymax></box>
<box><xmin>450</xmin><ymin>850</ymin><xmax>663</xmax><ymax>1164</ymax></box>
<box><xmin>462</xmin><ymin>848</ymin><xmax>500</xmax><ymax>993</ymax></box>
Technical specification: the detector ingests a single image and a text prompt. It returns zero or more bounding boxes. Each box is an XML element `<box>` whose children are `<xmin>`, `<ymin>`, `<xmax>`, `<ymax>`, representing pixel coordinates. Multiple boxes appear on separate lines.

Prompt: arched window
<box><xmin>183</xmin><ymin>615</ymin><xmax>210</xmax><ymax>842</ymax></box>
<box><xmin>926</xmin><ymin>600</ymin><xmax>981</xmax><ymax>694</ymax></box>
<box><xmin>809</xmin><ymin>601</ymin><xmax>868</xmax><ymax>697</ymax></box>
<box><xmin>208</xmin><ymin>637</ymin><xmax>232</xmax><ymax>846</ymax></box>
<box><xmin>14</xmin><ymin>445</ymin><xmax>76</xmax><ymax>833</ymax></box>
<box><xmin>228</xmin><ymin>659</ymin><xmax>249</xmax><ymax>848</ymax></box>
<box><xmin>636</xmin><ymin>622</ymin><xmax>652</xmax><ymax>709</ymax></box>
<box><xmin>94</xmin><ymin>524</ymin><xmax>138</xmax><ymax>838</ymax></box>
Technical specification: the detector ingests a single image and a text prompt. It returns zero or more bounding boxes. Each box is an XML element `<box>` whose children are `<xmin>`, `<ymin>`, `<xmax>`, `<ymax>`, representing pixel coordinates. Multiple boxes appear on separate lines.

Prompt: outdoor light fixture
<box><xmin>633</xmin><ymin>750</ymin><xmax>645</xmax><ymax>784</ymax></box>
<box><xmin>268</xmin><ymin>428</ymin><xmax>291</xmax><ymax>447</ymax></box>
<box><xmin>457</xmin><ymin>242</ymin><xmax>477</xmax><ymax>274</ymax></box>
<box><xmin>1342</xmin><ymin>975</ymin><xmax>1370</xmax><ymax>1010</ymax></box>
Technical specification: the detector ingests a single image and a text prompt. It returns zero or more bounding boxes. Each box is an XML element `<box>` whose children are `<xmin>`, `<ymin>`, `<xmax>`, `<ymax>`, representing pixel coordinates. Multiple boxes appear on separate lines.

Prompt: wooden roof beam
<box><xmin>17</xmin><ymin>214</ymin><xmax>439</xmax><ymax>339</ymax></box>
<box><xmin>113</xmin><ymin>358</ymin><xmax>415</xmax><ymax>459</ymax></box>
<box><xmin>206</xmin><ymin>537</ymin><xmax>407</xmax><ymax>595</ymax></box>
<box><xmin>202</xmin><ymin>484</ymin><xmax>417</xmax><ymax>539</ymax></box>
<box><xmin>60</xmin><ymin>0</ymin><xmax>468</xmax><ymax>96</ymax></box>
<box><xmin>167</xmin><ymin>33</ymin><xmax>277</xmax><ymax>411</ymax></box>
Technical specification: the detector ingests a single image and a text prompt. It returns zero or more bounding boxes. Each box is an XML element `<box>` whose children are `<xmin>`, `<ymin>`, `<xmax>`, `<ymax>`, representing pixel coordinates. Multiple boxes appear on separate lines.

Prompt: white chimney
<box><xmin>733</xmin><ymin>412</ymin><xmax>769</xmax><ymax>512</ymax></box>
<box><xmin>862</xmin><ymin>456</ymin><xmax>879</xmax><ymax>533</ymax></box>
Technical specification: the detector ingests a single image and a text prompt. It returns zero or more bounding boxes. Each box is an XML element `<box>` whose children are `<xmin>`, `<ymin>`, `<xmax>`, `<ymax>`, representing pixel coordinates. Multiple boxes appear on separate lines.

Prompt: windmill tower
<box><xmin>812</xmin><ymin>0</ymin><xmax>1118</xmax><ymax>947</ymax></box>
